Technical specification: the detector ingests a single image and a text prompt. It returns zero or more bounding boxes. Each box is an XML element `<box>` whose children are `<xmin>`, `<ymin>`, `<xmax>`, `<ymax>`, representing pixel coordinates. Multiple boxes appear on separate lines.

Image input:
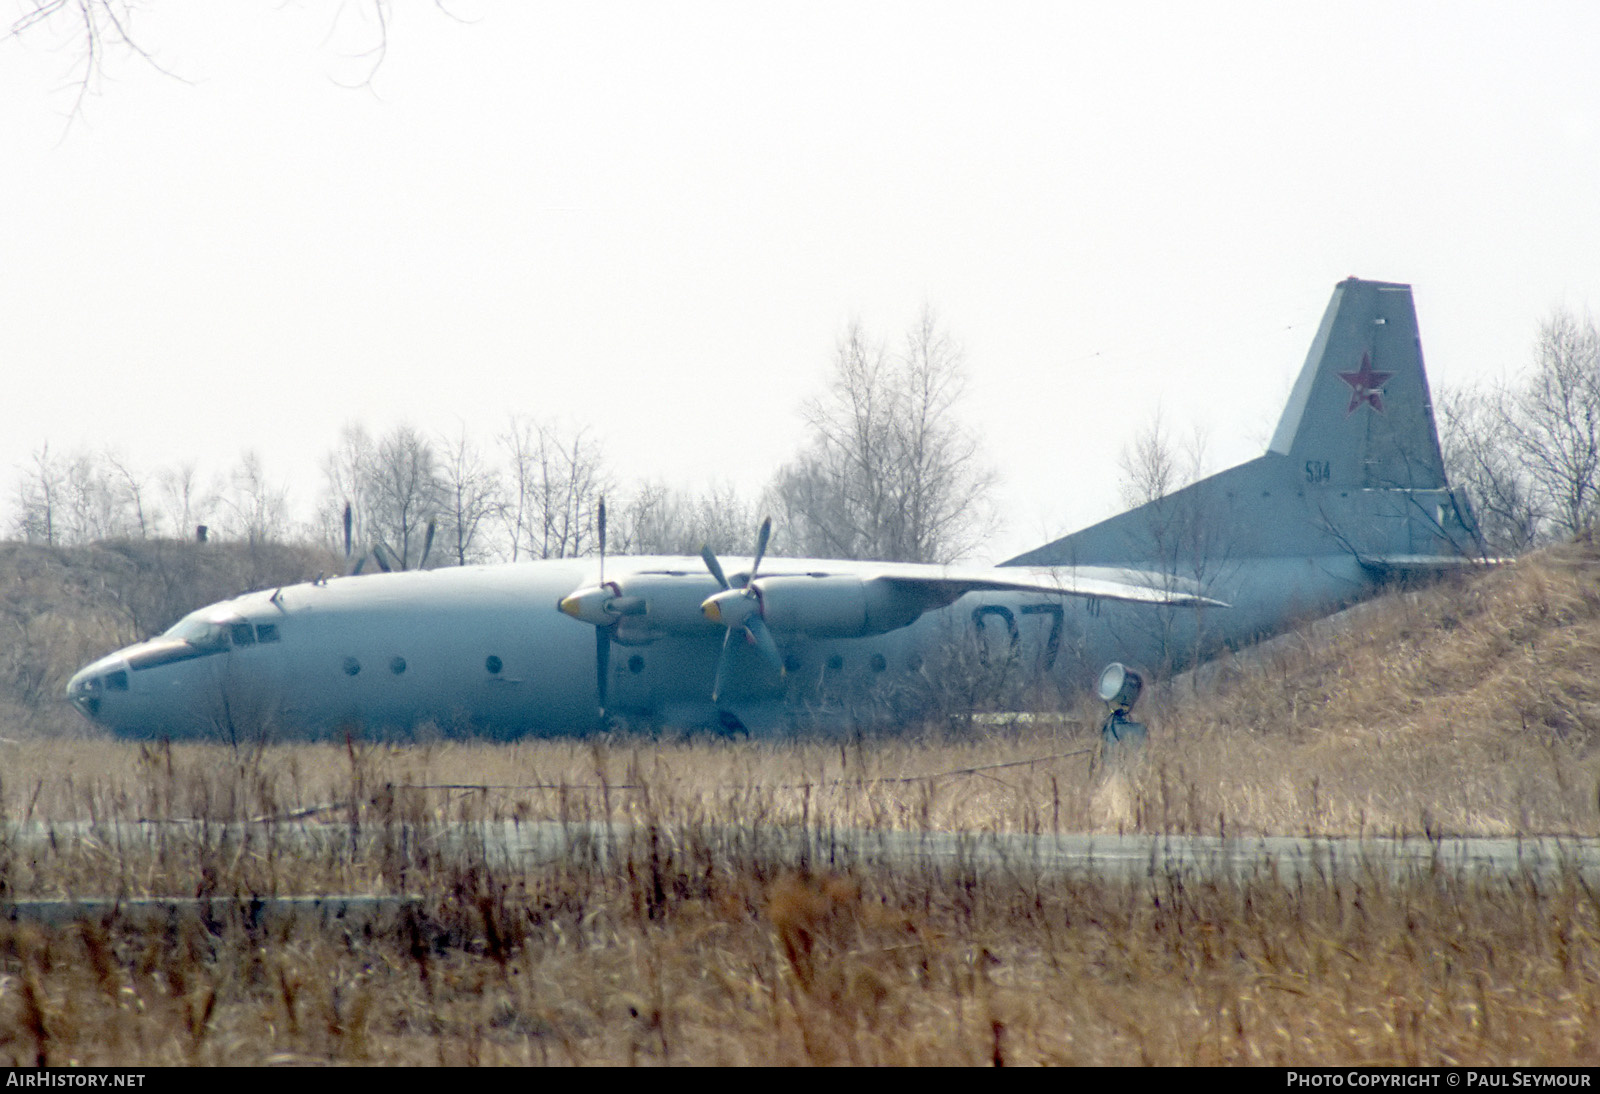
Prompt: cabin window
<box><xmin>783</xmin><ymin>654</ymin><xmax>801</xmax><ymax>674</ymax></box>
<box><xmin>870</xmin><ymin>653</ymin><xmax>887</xmax><ymax>673</ymax></box>
<box><xmin>105</xmin><ymin>670</ymin><xmax>128</xmax><ymax>692</ymax></box>
<box><xmin>231</xmin><ymin>622</ymin><xmax>256</xmax><ymax>647</ymax></box>
<box><xmin>256</xmin><ymin>624</ymin><xmax>280</xmax><ymax>643</ymax></box>
<box><xmin>628</xmin><ymin>654</ymin><xmax>645</xmax><ymax>674</ymax></box>
<box><xmin>390</xmin><ymin>656</ymin><xmax>407</xmax><ymax>675</ymax></box>
<box><xmin>825</xmin><ymin>654</ymin><xmax>844</xmax><ymax>672</ymax></box>
<box><xmin>485</xmin><ymin>655</ymin><xmax>503</xmax><ymax>675</ymax></box>
<box><xmin>343</xmin><ymin>657</ymin><xmax>361</xmax><ymax>677</ymax></box>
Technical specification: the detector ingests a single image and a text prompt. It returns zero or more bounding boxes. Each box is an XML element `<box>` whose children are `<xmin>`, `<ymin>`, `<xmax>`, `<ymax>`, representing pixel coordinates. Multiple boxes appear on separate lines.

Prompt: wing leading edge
<box><xmin>868</xmin><ymin>565</ymin><xmax>1228</xmax><ymax>611</ymax></box>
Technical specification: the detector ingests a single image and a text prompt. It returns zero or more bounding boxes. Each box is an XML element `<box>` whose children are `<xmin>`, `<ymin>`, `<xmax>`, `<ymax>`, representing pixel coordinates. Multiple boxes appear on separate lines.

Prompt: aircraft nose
<box><xmin>66</xmin><ymin>659</ymin><xmax>130</xmax><ymax>724</ymax></box>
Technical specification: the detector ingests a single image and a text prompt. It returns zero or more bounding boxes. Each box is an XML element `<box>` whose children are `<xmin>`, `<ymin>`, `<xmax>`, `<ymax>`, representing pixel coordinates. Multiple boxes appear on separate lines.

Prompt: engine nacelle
<box><xmin>613</xmin><ymin>572</ymin><xmax>725</xmax><ymax>636</ymax></box>
<box><xmin>755</xmin><ymin>575</ymin><xmax>924</xmax><ymax>638</ymax></box>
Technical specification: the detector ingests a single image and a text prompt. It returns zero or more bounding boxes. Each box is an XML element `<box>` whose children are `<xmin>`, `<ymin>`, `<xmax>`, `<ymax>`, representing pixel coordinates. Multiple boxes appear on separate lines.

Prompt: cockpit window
<box><xmin>163</xmin><ymin>616</ymin><xmax>234</xmax><ymax>652</ymax></box>
<box><xmin>230</xmin><ymin>622</ymin><xmax>256</xmax><ymax>647</ymax></box>
<box><xmin>256</xmin><ymin>623</ymin><xmax>280</xmax><ymax>643</ymax></box>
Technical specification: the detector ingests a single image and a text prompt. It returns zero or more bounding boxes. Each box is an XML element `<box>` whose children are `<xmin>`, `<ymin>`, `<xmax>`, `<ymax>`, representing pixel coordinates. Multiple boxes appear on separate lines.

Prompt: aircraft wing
<box><xmin>1354</xmin><ymin>554</ymin><xmax>1504</xmax><ymax>580</ymax></box>
<box><xmin>866</xmin><ymin>565</ymin><xmax>1230</xmax><ymax>611</ymax></box>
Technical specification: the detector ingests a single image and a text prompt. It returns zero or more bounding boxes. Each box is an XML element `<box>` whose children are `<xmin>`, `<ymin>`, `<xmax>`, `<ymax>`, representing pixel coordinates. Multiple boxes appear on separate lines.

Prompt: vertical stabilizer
<box><xmin>1008</xmin><ymin>276</ymin><xmax>1477</xmax><ymax>572</ymax></box>
<box><xmin>1267</xmin><ymin>278</ymin><xmax>1446</xmax><ymax>489</ymax></box>
<box><xmin>1004</xmin><ymin>276</ymin><xmax>1482</xmax><ymax>679</ymax></box>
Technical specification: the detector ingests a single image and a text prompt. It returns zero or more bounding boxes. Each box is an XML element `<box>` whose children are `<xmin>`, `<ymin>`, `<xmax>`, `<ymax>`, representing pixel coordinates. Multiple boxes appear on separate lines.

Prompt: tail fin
<box><xmin>1008</xmin><ymin>277</ymin><xmax>1482</xmax><ymax>571</ymax></box>
<box><xmin>1268</xmin><ymin>277</ymin><xmax>1447</xmax><ymax>490</ymax></box>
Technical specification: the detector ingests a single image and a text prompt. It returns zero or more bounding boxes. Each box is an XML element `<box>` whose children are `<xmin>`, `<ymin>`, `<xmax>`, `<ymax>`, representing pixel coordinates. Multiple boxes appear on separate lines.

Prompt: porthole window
<box><xmin>628</xmin><ymin>654</ymin><xmax>645</xmax><ymax>675</ymax></box>
<box><xmin>870</xmin><ymin>652</ymin><xmax>887</xmax><ymax>673</ymax></box>
<box><xmin>783</xmin><ymin>654</ymin><xmax>801</xmax><ymax>674</ymax></box>
<box><xmin>343</xmin><ymin>657</ymin><xmax>361</xmax><ymax>677</ymax></box>
<box><xmin>485</xmin><ymin>655</ymin><xmax>503</xmax><ymax>675</ymax></box>
<box><xmin>825</xmin><ymin>654</ymin><xmax>844</xmax><ymax>672</ymax></box>
<box><xmin>907</xmin><ymin>654</ymin><xmax>924</xmax><ymax>672</ymax></box>
<box><xmin>390</xmin><ymin>656</ymin><xmax>407</xmax><ymax>675</ymax></box>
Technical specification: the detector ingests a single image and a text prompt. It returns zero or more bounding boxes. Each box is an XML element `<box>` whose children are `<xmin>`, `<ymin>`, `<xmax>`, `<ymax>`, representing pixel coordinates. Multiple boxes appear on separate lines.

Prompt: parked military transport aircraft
<box><xmin>67</xmin><ymin>278</ymin><xmax>1485</xmax><ymax>739</ymax></box>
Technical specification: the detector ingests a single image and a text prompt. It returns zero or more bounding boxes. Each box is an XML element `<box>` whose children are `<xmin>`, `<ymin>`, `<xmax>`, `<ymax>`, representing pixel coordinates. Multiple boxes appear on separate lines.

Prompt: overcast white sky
<box><xmin>3</xmin><ymin>1</ymin><xmax>1597</xmax><ymax>561</ymax></box>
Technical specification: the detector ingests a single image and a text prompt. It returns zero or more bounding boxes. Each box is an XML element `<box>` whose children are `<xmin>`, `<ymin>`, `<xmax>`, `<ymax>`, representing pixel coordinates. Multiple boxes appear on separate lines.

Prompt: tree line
<box><xmin>16</xmin><ymin>306</ymin><xmax>1592</xmax><ymax>569</ymax></box>
<box><xmin>1439</xmin><ymin>308</ymin><xmax>1600</xmax><ymax>554</ymax></box>
<box><xmin>8</xmin><ymin>310</ymin><xmax>997</xmax><ymax>568</ymax></box>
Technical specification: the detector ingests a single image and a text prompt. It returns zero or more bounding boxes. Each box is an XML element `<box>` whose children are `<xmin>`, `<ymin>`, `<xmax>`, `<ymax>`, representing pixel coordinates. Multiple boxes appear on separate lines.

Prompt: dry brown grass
<box><xmin>4</xmin><ymin>804</ymin><xmax>1600</xmax><ymax>1065</ymax></box>
<box><xmin>5</xmin><ymin>541</ymin><xmax>1600</xmax><ymax>1064</ymax></box>
<box><xmin>1124</xmin><ymin>540</ymin><xmax>1600</xmax><ymax>837</ymax></box>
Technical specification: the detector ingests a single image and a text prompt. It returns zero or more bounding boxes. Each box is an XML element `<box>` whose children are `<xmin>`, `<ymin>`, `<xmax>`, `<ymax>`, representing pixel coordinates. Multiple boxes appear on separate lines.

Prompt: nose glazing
<box><xmin>66</xmin><ymin>662</ymin><xmax>129</xmax><ymax>722</ymax></box>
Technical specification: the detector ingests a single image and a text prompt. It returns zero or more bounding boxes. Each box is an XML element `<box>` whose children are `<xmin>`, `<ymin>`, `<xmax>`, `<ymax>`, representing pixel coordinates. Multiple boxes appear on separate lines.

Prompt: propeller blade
<box><xmin>372</xmin><ymin>542</ymin><xmax>395</xmax><ymax>573</ymax></box>
<box><xmin>711</xmin><ymin>628</ymin><xmax>736</xmax><ymax>704</ymax></box>
<box><xmin>597</xmin><ymin>497</ymin><xmax>607</xmax><ymax>585</ymax></box>
<box><xmin>595</xmin><ymin>627</ymin><xmax>611</xmax><ymax>717</ymax></box>
<box><xmin>751</xmin><ymin>517</ymin><xmax>771</xmax><ymax>581</ymax></box>
<box><xmin>419</xmin><ymin>518</ymin><xmax>436</xmax><ymax>570</ymax></box>
<box><xmin>350</xmin><ymin>553</ymin><xmax>368</xmax><ymax>576</ymax></box>
<box><xmin>700</xmin><ymin>544</ymin><xmax>730</xmax><ymax>590</ymax></box>
<box><xmin>706</xmin><ymin>515</ymin><xmax>783</xmax><ymax>703</ymax></box>
<box><xmin>342</xmin><ymin>502</ymin><xmax>353</xmax><ymax>559</ymax></box>
<box><xmin>745</xmin><ymin>615</ymin><xmax>784</xmax><ymax>676</ymax></box>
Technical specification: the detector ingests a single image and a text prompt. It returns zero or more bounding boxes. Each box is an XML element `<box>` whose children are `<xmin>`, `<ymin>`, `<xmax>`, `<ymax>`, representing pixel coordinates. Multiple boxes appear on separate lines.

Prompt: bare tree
<box><xmin>1438</xmin><ymin>383</ymin><xmax>1542</xmax><ymax>554</ymax></box>
<box><xmin>218</xmin><ymin>450</ymin><xmax>290</xmax><ymax>546</ymax></box>
<box><xmin>501</xmin><ymin>417</ymin><xmax>609</xmax><ymax>560</ymax></box>
<box><xmin>1116</xmin><ymin>412</ymin><xmax>1234</xmax><ymax>678</ymax></box>
<box><xmin>437</xmin><ymin>423</ymin><xmax>503</xmax><ymax>566</ymax></box>
<box><xmin>103</xmin><ymin>451</ymin><xmax>150</xmax><ymax>538</ymax></box>
<box><xmin>157</xmin><ymin>459</ymin><xmax>220</xmax><ymax>543</ymax></box>
<box><xmin>12</xmin><ymin>442</ymin><xmax>64</xmax><ymax>545</ymax></box>
<box><xmin>616</xmin><ymin>481</ymin><xmax>758</xmax><ymax>556</ymax></box>
<box><xmin>367</xmin><ymin>425</ymin><xmax>443</xmax><ymax>569</ymax></box>
<box><xmin>319</xmin><ymin>423</ymin><xmax>377</xmax><ymax>557</ymax></box>
<box><xmin>771</xmin><ymin>309</ymin><xmax>994</xmax><ymax>563</ymax></box>
<box><xmin>1505</xmin><ymin>309</ymin><xmax>1600</xmax><ymax>538</ymax></box>
<box><xmin>7</xmin><ymin>1</ymin><xmax>423</xmax><ymax>119</ymax></box>
<box><xmin>1438</xmin><ymin>309</ymin><xmax>1600</xmax><ymax>551</ymax></box>
<box><xmin>14</xmin><ymin>444</ymin><xmax>194</xmax><ymax>545</ymax></box>
<box><xmin>58</xmin><ymin>449</ymin><xmax>141</xmax><ymax>542</ymax></box>
<box><xmin>1117</xmin><ymin>408</ymin><xmax>1188</xmax><ymax>510</ymax></box>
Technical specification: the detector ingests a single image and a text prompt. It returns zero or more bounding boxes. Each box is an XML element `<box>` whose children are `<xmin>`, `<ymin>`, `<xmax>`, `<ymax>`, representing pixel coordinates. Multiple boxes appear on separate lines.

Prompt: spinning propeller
<box><xmin>699</xmin><ymin>517</ymin><xmax>785</xmax><ymax>703</ymax></box>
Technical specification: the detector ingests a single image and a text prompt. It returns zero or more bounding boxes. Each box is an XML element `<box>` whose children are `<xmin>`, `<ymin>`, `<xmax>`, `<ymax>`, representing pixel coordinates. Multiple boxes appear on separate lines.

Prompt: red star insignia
<box><xmin>1337</xmin><ymin>352</ymin><xmax>1393</xmax><ymax>415</ymax></box>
